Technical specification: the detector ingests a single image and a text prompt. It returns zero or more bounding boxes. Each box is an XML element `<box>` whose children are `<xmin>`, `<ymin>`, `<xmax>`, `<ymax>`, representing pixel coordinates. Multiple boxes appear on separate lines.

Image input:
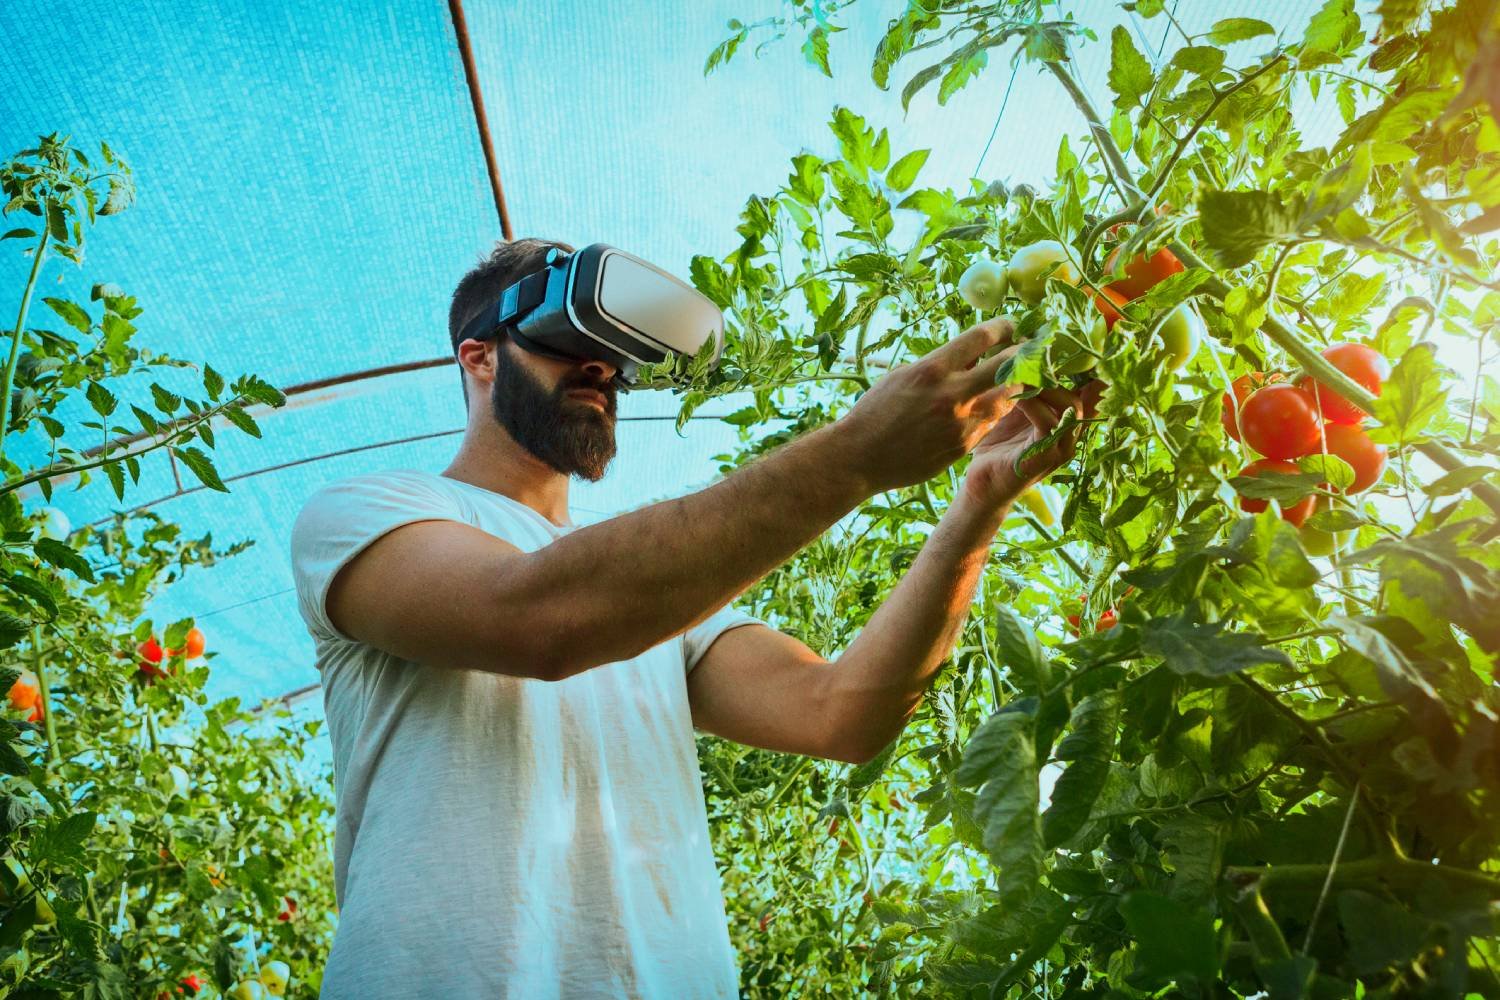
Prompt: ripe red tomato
<box><xmin>1300</xmin><ymin>343</ymin><xmax>1390</xmax><ymax>425</ymax></box>
<box><xmin>1239</xmin><ymin>384</ymin><xmax>1325</xmax><ymax>460</ymax></box>
<box><xmin>1322</xmin><ymin>423</ymin><xmax>1387</xmax><ymax>493</ymax></box>
<box><xmin>1236</xmin><ymin>459</ymin><xmax>1318</xmax><ymax>527</ymax></box>
<box><xmin>1221</xmin><ymin>372</ymin><xmax>1285</xmax><ymax>441</ymax></box>
<box><xmin>1102</xmin><ymin>245</ymin><xmax>1184</xmax><ymax>299</ymax></box>
<box><xmin>1095</xmin><ymin>610</ymin><xmax>1119</xmax><ymax>631</ymax></box>
<box><xmin>138</xmin><ymin>637</ymin><xmax>164</xmax><ymax>665</ymax></box>
<box><xmin>181</xmin><ymin>975</ymin><xmax>204</xmax><ymax>996</ymax></box>
<box><xmin>1092</xmin><ymin>285</ymin><xmax>1130</xmax><ymax>330</ymax></box>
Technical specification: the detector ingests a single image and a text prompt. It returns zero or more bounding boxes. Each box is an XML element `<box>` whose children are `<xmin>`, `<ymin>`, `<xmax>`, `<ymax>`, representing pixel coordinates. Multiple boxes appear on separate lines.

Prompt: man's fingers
<box><xmin>963</xmin><ymin>343</ymin><xmax>1021</xmax><ymax>392</ymax></box>
<box><xmin>1017</xmin><ymin>398</ymin><xmax>1061</xmax><ymax>435</ymax></box>
<box><xmin>929</xmin><ymin>317</ymin><xmax>1015</xmax><ymax>372</ymax></box>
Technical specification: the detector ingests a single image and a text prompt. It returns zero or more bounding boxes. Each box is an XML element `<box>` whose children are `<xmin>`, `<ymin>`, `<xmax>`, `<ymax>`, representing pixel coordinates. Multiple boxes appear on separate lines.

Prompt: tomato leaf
<box><xmin>1041</xmin><ymin>691</ymin><xmax>1119</xmax><ymax>849</ymax></box>
<box><xmin>1106</xmin><ymin>26</ymin><xmax>1153</xmax><ymax>107</ymax></box>
<box><xmin>1118</xmin><ymin>891</ymin><xmax>1218</xmax><ymax>983</ymax></box>
<box><xmin>1368</xmin><ymin>343</ymin><xmax>1446</xmax><ymax>446</ymax></box>
<box><xmin>172</xmin><ymin>447</ymin><xmax>228</xmax><ymax>493</ymax></box>
<box><xmin>33</xmin><ymin>539</ymin><xmax>95</xmax><ymax>584</ymax></box>
<box><xmin>884</xmin><ymin>149</ymin><xmax>928</xmax><ymax>193</ymax></box>
<box><xmin>962</xmin><ymin>709</ymin><xmax>1041</xmax><ymax>899</ymax></box>
<box><xmin>1206</xmin><ymin>18</ymin><xmax>1275</xmax><ymax>44</ymax></box>
<box><xmin>992</xmin><ymin>607</ymin><xmax>1051</xmax><ymax>693</ymax></box>
<box><xmin>1199</xmin><ymin>190</ymin><xmax>1305</xmax><ymax>267</ymax></box>
<box><xmin>1141</xmin><ymin>615</ymin><xmax>1292</xmax><ymax>676</ymax></box>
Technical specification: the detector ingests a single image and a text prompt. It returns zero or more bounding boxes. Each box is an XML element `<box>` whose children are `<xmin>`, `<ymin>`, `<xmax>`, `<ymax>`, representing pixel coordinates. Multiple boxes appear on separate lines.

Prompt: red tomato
<box><xmin>167</xmin><ymin>626</ymin><xmax>206</xmax><ymax>660</ymax></box>
<box><xmin>8</xmin><ymin>671</ymin><xmax>39</xmax><ymax>712</ymax></box>
<box><xmin>1322</xmin><ymin>423</ymin><xmax>1387</xmax><ymax>493</ymax></box>
<box><xmin>138</xmin><ymin>637</ymin><xmax>164</xmax><ymax>665</ymax></box>
<box><xmin>758</xmin><ymin>911</ymin><xmax>774</xmax><ymax>932</ymax></box>
<box><xmin>1236</xmin><ymin>459</ymin><xmax>1318</xmax><ymax>527</ymax></box>
<box><xmin>1095</xmin><ymin>610</ymin><xmax>1119</xmax><ymax>631</ymax></box>
<box><xmin>1239</xmin><ymin>384</ymin><xmax>1325</xmax><ymax>460</ymax></box>
<box><xmin>181</xmin><ymin>975</ymin><xmax>204</xmax><ymax>996</ymax></box>
<box><xmin>1300</xmin><ymin>343</ymin><xmax>1389</xmax><ymax>425</ymax></box>
<box><xmin>1102</xmin><ymin>245</ymin><xmax>1184</xmax><ymax>299</ymax></box>
<box><xmin>27</xmin><ymin>705</ymin><xmax>43</xmax><ymax>724</ymax></box>
<box><xmin>1221</xmin><ymin>372</ymin><xmax>1285</xmax><ymax>441</ymax></box>
<box><xmin>1092</xmin><ymin>285</ymin><xmax>1130</xmax><ymax>330</ymax></box>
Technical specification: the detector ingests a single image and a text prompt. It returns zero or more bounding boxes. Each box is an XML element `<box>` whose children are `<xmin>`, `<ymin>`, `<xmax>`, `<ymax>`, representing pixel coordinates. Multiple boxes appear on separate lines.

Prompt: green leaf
<box><xmin>1207</xmin><ymin>18</ymin><xmax>1275</xmax><ymax>44</ymax></box>
<box><xmin>1326</xmin><ymin>614</ymin><xmax>1439</xmax><ymax>702</ymax></box>
<box><xmin>0</xmin><ymin>614</ymin><xmax>28</xmax><ymax>651</ymax></box>
<box><xmin>963</xmin><ymin>710</ymin><xmax>1041</xmax><ymax>899</ymax></box>
<box><xmin>1257</xmin><ymin>956</ymin><xmax>1318</xmax><ymax>1000</ymax></box>
<box><xmin>1</xmin><ymin>228</ymin><xmax>37</xmax><ymax>241</ymax></box>
<box><xmin>1302</xmin><ymin>0</ymin><xmax>1359</xmax><ymax>64</ymax></box>
<box><xmin>884</xmin><ymin>149</ymin><xmax>929</xmax><ymax>193</ymax></box>
<box><xmin>1118</xmin><ymin>892</ymin><xmax>1218</xmax><ymax>983</ymax></box>
<box><xmin>1141</xmin><ymin>614</ymin><xmax>1293</xmax><ymax>676</ymax></box>
<box><xmin>1200</xmin><ymin>190</ymin><xmax>1305</xmax><ymax>267</ymax></box>
<box><xmin>150</xmin><ymin>382</ymin><xmax>181</xmax><ymax>414</ymax></box>
<box><xmin>45</xmin><ymin>201</ymin><xmax>67</xmax><ymax>242</ymax></box>
<box><xmin>1337</xmin><ymin>890</ymin><xmax>1432</xmax><ymax>975</ymax></box>
<box><xmin>130</xmin><ymin>404</ymin><xmax>159</xmax><ymax>435</ymax></box>
<box><xmin>1368</xmin><ymin>343</ymin><xmax>1446</xmax><ymax>446</ymax></box>
<box><xmin>33</xmin><ymin>538</ymin><xmax>95</xmax><ymax>583</ymax></box>
<box><xmin>1172</xmin><ymin>46</ymin><xmax>1225</xmax><ymax>76</ymax></box>
<box><xmin>222</xmin><ymin>405</ymin><xmax>261</xmax><ymax>439</ymax></box>
<box><xmin>1296</xmin><ymin>453</ymin><xmax>1355</xmax><ymax>490</ymax></box>
<box><xmin>173</xmin><ymin>447</ymin><xmax>228</xmax><ymax>493</ymax></box>
<box><xmin>32</xmin><ymin>811</ymin><xmax>96</xmax><ymax>865</ymax></box>
<box><xmin>1107</xmin><ymin>26</ymin><xmax>1154</xmax><ymax>106</ymax></box>
<box><xmin>203</xmin><ymin>364</ymin><xmax>225</xmax><ymax>400</ymax></box>
<box><xmin>85</xmin><ymin>380</ymin><xmax>118</xmax><ymax>418</ymax></box>
<box><xmin>42</xmin><ymin>297</ymin><xmax>91</xmax><ymax>333</ymax></box>
<box><xmin>993</xmin><ymin>607</ymin><xmax>1050</xmax><ymax>693</ymax></box>
<box><xmin>1423</xmin><ymin>464</ymin><xmax>1497</xmax><ymax>497</ymax></box>
<box><xmin>801</xmin><ymin>25</ymin><xmax>832</xmax><ymax>77</ymax></box>
<box><xmin>1041</xmin><ymin>691</ymin><xmax>1119</xmax><ymax>848</ymax></box>
<box><xmin>103</xmin><ymin>461</ymin><xmax>125</xmax><ymax>501</ymax></box>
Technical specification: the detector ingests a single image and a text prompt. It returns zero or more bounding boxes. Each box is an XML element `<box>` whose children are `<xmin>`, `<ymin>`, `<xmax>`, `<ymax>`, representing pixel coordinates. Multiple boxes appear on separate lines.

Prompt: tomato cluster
<box><xmin>1225</xmin><ymin>343</ymin><xmax>1390</xmax><ymax>530</ymax></box>
<box><xmin>132</xmin><ymin>627</ymin><xmax>208</xmax><ymax>685</ymax></box>
<box><xmin>957</xmin><ymin>231</ymin><xmax>1201</xmax><ymax>377</ymax></box>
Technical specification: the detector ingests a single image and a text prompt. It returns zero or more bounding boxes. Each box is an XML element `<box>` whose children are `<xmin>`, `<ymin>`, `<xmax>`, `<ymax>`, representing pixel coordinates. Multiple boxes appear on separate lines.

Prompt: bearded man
<box><xmin>290</xmin><ymin>237</ymin><xmax>1094</xmax><ymax>999</ymax></box>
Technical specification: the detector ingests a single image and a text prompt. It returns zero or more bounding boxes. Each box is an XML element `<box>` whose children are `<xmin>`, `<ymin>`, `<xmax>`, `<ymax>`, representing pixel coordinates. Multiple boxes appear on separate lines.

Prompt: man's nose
<box><xmin>580</xmin><ymin>357</ymin><xmax>617</xmax><ymax>383</ymax></box>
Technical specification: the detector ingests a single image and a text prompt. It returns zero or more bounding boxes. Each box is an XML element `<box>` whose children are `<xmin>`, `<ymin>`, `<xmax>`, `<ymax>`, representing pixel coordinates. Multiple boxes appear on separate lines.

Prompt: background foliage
<box><xmin>1</xmin><ymin>136</ymin><xmax>335</xmax><ymax>998</ymax></box>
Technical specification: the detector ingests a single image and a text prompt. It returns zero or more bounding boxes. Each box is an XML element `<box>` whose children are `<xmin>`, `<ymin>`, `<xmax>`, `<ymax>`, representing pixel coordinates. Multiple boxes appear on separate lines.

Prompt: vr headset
<box><xmin>456</xmin><ymin>243</ymin><xmax>725</xmax><ymax>389</ymax></box>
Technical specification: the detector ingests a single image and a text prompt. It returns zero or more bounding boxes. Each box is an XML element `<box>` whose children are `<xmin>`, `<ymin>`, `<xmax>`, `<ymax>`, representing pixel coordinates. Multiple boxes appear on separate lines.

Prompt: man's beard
<box><xmin>489</xmin><ymin>345</ymin><xmax>618</xmax><ymax>482</ymax></box>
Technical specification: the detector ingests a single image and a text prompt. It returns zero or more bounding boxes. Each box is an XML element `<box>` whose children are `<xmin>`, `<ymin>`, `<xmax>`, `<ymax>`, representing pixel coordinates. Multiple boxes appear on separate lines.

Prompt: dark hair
<box><xmin>448</xmin><ymin>237</ymin><xmax>574</xmax><ymax>402</ymax></box>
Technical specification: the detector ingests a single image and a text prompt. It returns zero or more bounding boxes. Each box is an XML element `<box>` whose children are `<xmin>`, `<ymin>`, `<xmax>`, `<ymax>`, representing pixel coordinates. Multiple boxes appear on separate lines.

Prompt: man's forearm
<box><xmin>527</xmin><ymin>422</ymin><xmax>870</xmax><ymax>678</ymax></box>
<box><xmin>824</xmin><ymin>489</ymin><xmax>1011</xmax><ymax>760</ymax></box>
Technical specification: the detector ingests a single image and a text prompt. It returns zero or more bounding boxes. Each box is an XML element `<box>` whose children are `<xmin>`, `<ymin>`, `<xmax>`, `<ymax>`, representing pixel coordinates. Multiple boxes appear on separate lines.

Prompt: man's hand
<box><xmin>960</xmin><ymin>381</ymin><xmax>1104</xmax><ymax>510</ymax></box>
<box><xmin>836</xmin><ymin>318</ymin><xmax>1024</xmax><ymax>494</ymax></box>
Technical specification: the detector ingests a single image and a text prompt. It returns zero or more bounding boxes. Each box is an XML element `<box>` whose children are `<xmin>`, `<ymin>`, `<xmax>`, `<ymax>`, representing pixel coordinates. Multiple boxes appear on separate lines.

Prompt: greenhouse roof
<box><xmin>1</xmin><ymin>0</ymin><xmax>1332</xmax><ymax>714</ymax></box>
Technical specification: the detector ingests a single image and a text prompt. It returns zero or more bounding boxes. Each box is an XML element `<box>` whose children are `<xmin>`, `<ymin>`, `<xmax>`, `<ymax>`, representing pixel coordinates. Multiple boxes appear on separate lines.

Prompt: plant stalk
<box><xmin>0</xmin><ymin>228</ymin><xmax>51</xmax><ymax>469</ymax></box>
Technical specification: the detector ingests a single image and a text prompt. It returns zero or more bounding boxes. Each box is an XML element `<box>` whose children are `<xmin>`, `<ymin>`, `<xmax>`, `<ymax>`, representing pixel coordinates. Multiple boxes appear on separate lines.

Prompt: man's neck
<box><xmin>441</xmin><ymin>426</ymin><xmax>571</xmax><ymax>527</ymax></box>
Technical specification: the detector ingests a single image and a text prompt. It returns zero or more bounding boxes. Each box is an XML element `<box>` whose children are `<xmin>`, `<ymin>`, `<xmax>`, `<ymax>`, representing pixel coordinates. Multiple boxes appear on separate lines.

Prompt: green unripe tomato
<box><xmin>1054</xmin><ymin>318</ymin><xmax>1105</xmax><ymax>375</ymax></box>
<box><xmin>1299</xmin><ymin>497</ymin><xmax>1353</xmax><ymax>557</ymax></box>
<box><xmin>1153</xmin><ymin>302</ymin><xmax>1204</xmax><ymax>370</ymax></box>
<box><xmin>34</xmin><ymin>506</ymin><xmax>70</xmax><ymax>542</ymax></box>
<box><xmin>1017</xmin><ymin>484</ymin><xmax>1062</xmax><ymax>526</ymax></box>
<box><xmin>229</xmin><ymin>981</ymin><xmax>268</xmax><ymax>1000</ymax></box>
<box><xmin>957</xmin><ymin>258</ymin><xmax>1008</xmax><ymax>311</ymax></box>
<box><xmin>259</xmin><ymin>960</ymin><xmax>291</xmax><ymax>996</ymax></box>
<box><xmin>1006</xmin><ymin>240</ymin><xmax>1079</xmax><ymax>305</ymax></box>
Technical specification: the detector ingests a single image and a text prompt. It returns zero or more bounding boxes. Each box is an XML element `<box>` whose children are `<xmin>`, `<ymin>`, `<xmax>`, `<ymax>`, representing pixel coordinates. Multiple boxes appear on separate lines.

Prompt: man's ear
<box><xmin>455</xmin><ymin>338</ymin><xmax>497</xmax><ymax>391</ymax></box>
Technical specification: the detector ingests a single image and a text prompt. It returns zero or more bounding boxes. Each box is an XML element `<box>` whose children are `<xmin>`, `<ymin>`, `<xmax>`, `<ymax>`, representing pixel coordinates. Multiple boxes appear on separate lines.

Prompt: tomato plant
<box><xmin>0</xmin><ymin>136</ymin><xmax>330</xmax><ymax>995</ymax></box>
<box><xmin>696</xmin><ymin>2</ymin><xmax>1500</xmax><ymax>996</ymax></box>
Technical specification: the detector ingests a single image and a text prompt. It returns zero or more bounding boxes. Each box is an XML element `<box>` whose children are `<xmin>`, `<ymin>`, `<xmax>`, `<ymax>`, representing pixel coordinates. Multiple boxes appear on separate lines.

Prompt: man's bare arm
<box><xmin>325</xmin><ymin>321</ymin><xmax>1022</xmax><ymax>682</ymax></box>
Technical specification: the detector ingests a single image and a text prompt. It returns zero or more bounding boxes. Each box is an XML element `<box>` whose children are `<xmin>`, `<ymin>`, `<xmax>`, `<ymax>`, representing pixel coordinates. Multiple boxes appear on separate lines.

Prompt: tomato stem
<box><xmin>0</xmin><ymin>227</ymin><xmax>51</xmax><ymax>470</ymax></box>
